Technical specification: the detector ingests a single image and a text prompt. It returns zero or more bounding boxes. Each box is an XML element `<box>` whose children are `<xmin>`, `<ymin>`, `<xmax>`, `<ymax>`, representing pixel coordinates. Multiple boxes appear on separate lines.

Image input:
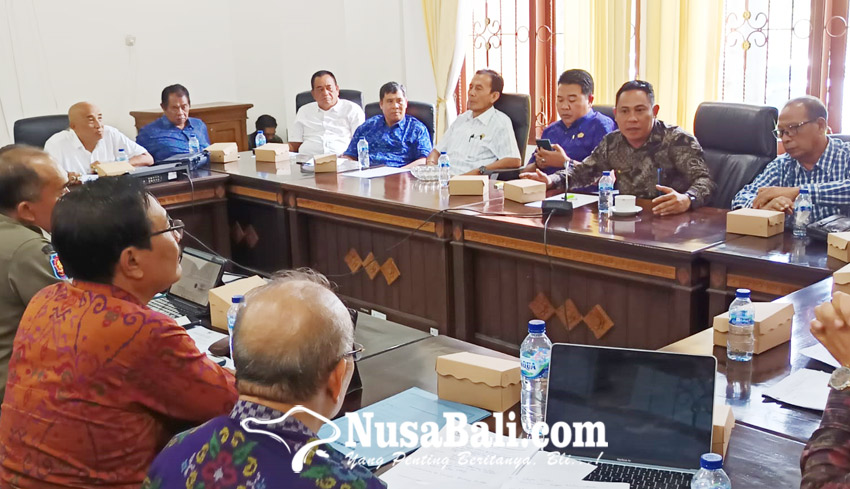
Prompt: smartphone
<box><xmin>536</xmin><ymin>138</ymin><xmax>553</xmax><ymax>151</ymax></box>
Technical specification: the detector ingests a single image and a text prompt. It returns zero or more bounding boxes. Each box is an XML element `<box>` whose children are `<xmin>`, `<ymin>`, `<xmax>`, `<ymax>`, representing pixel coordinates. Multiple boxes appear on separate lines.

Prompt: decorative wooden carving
<box><xmin>345</xmin><ymin>249</ymin><xmax>363</xmax><ymax>273</ymax></box>
<box><xmin>232</xmin><ymin>221</ymin><xmax>245</xmax><ymax>244</ymax></box>
<box><xmin>244</xmin><ymin>225</ymin><xmax>259</xmax><ymax>248</ymax></box>
<box><xmin>364</xmin><ymin>260</ymin><xmax>381</xmax><ymax>280</ymax></box>
<box><xmin>363</xmin><ymin>252</ymin><xmax>376</xmax><ymax>267</ymax></box>
<box><xmin>528</xmin><ymin>292</ymin><xmax>555</xmax><ymax>320</ymax></box>
<box><xmin>584</xmin><ymin>305</ymin><xmax>614</xmax><ymax>339</ymax></box>
<box><xmin>564</xmin><ymin>299</ymin><xmax>583</xmax><ymax>330</ymax></box>
<box><xmin>381</xmin><ymin>258</ymin><xmax>401</xmax><ymax>285</ymax></box>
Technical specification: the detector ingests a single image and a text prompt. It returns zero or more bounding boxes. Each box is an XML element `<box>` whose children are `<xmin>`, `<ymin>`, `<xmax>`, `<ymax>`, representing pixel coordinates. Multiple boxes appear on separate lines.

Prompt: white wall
<box><xmin>0</xmin><ymin>0</ymin><xmax>437</xmax><ymax>145</ymax></box>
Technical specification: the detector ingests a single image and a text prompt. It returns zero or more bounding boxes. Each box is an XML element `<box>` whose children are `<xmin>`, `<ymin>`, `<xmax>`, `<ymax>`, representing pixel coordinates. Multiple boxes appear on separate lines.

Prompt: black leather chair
<box><xmin>594</xmin><ymin>104</ymin><xmax>616</xmax><ymax>122</ymax></box>
<box><xmin>693</xmin><ymin>102</ymin><xmax>778</xmax><ymax>209</ymax></box>
<box><xmin>831</xmin><ymin>134</ymin><xmax>850</xmax><ymax>143</ymax></box>
<box><xmin>492</xmin><ymin>93</ymin><xmax>531</xmax><ymax>180</ymax></box>
<box><xmin>364</xmin><ymin>101</ymin><xmax>436</xmax><ymax>143</ymax></box>
<box><xmin>295</xmin><ymin>89</ymin><xmax>363</xmax><ymax>113</ymax></box>
<box><xmin>13</xmin><ymin>115</ymin><xmax>69</xmax><ymax>148</ymax></box>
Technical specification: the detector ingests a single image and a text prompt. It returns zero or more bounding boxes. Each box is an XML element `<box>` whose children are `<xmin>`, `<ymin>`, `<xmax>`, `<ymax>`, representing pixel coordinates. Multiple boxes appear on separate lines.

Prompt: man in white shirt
<box><xmin>44</xmin><ymin>102</ymin><xmax>152</xmax><ymax>175</ymax></box>
<box><xmin>289</xmin><ymin>70</ymin><xmax>365</xmax><ymax>156</ymax></box>
<box><xmin>426</xmin><ymin>69</ymin><xmax>521</xmax><ymax>175</ymax></box>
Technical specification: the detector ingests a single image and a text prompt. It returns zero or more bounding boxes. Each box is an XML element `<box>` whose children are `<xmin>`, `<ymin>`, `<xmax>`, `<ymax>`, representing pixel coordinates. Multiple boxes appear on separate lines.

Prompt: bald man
<box><xmin>0</xmin><ymin>145</ymin><xmax>69</xmax><ymax>403</ymax></box>
<box><xmin>144</xmin><ymin>270</ymin><xmax>386</xmax><ymax>489</ymax></box>
<box><xmin>44</xmin><ymin>102</ymin><xmax>152</xmax><ymax>175</ymax></box>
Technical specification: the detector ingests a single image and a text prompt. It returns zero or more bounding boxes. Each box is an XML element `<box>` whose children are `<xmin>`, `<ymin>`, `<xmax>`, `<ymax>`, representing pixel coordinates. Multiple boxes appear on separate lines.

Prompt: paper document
<box><xmin>801</xmin><ymin>343</ymin><xmax>841</xmax><ymax>369</ymax></box>
<box><xmin>502</xmin><ymin>451</ymin><xmax>598</xmax><ymax>488</ymax></box>
<box><xmin>317</xmin><ymin>387</ymin><xmax>489</xmax><ymax>467</ymax></box>
<box><xmin>341</xmin><ymin>167</ymin><xmax>411</xmax><ymax>178</ymax></box>
<box><xmin>763</xmin><ymin>368</ymin><xmax>831</xmax><ymax>411</ymax></box>
<box><xmin>525</xmin><ymin>193</ymin><xmax>597</xmax><ymax>209</ymax></box>
<box><xmin>186</xmin><ymin>326</ymin><xmax>233</xmax><ymax>369</ymax></box>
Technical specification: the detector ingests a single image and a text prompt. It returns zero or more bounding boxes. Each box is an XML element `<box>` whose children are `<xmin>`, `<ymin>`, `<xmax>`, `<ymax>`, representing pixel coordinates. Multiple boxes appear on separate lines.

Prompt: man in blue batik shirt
<box><xmin>136</xmin><ymin>84</ymin><xmax>211</xmax><ymax>163</ymax></box>
<box><xmin>733</xmin><ymin>96</ymin><xmax>850</xmax><ymax>221</ymax></box>
<box><xmin>523</xmin><ymin>69</ymin><xmax>615</xmax><ymax>175</ymax></box>
<box><xmin>342</xmin><ymin>82</ymin><xmax>431</xmax><ymax>167</ymax></box>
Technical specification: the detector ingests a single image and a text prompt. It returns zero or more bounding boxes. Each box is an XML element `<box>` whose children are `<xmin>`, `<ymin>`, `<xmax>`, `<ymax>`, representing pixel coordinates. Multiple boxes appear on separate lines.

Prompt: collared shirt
<box><xmin>143</xmin><ymin>399</ymin><xmax>387</xmax><ymax>489</ymax></box>
<box><xmin>801</xmin><ymin>388</ymin><xmax>850</xmax><ymax>488</ymax></box>
<box><xmin>551</xmin><ymin>119</ymin><xmax>716</xmax><ymax>207</ymax></box>
<box><xmin>343</xmin><ymin>114</ymin><xmax>432</xmax><ymax>167</ymax></box>
<box><xmin>0</xmin><ymin>214</ymin><xmax>62</xmax><ymax>403</ymax></box>
<box><xmin>529</xmin><ymin>109</ymin><xmax>616</xmax><ymax>174</ymax></box>
<box><xmin>136</xmin><ymin>116</ymin><xmax>211</xmax><ymax>162</ymax></box>
<box><xmin>290</xmin><ymin>100</ymin><xmax>365</xmax><ymax>156</ymax></box>
<box><xmin>0</xmin><ymin>280</ymin><xmax>237</xmax><ymax>489</ymax></box>
<box><xmin>435</xmin><ymin>106</ymin><xmax>521</xmax><ymax>175</ymax></box>
<box><xmin>44</xmin><ymin>126</ymin><xmax>149</xmax><ymax>175</ymax></box>
<box><xmin>732</xmin><ymin>138</ymin><xmax>850</xmax><ymax>221</ymax></box>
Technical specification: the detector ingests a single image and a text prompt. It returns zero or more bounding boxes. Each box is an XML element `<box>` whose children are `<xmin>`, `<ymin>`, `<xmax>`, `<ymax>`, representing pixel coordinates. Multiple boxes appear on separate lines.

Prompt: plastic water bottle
<box><xmin>520</xmin><ymin>319</ymin><xmax>552</xmax><ymax>434</ymax></box>
<box><xmin>116</xmin><ymin>148</ymin><xmax>128</xmax><ymax>163</ymax></box>
<box><xmin>598</xmin><ymin>171</ymin><xmax>614</xmax><ymax>214</ymax></box>
<box><xmin>188</xmin><ymin>134</ymin><xmax>201</xmax><ymax>154</ymax></box>
<box><xmin>357</xmin><ymin>138</ymin><xmax>370</xmax><ymax>170</ymax></box>
<box><xmin>227</xmin><ymin>295</ymin><xmax>245</xmax><ymax>359</ymax></box>
<box><xmin>690</xmin><ymin>453</ymin><xmax>731</xmax><ymax>489</ymax></box>
<box><xmin>438</xmin><ymin>152</ymin><xmax>451</xmax><ymax>187</ymax></box>
<box><xmin>793</xmin><ymin>188</ymin><xmax>813</xmax><ymax>238</ymax></box>
<box><xmin>255</xmin><ymin>131</ymin><xmax>266</xmax><ymax>148</ymax></box>
<box><xmin>727</xmin><ymin>288</ymin><xmax>755</xmax><ymax>362</ymax></box>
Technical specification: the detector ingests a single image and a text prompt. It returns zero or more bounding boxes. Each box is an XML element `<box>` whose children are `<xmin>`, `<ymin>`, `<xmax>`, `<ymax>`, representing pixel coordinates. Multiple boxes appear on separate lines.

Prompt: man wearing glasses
<box><xmin>0</xmin><ymin>175</ymin><xmax>237</xmax><ymax>488</ymax></box>
<box><xmin>143</xmin><ymin>269</ymin><xmax>385</xmax><ymax>489</ymax></box>
<box><xmin>733</xmin><ymin>96</ymin><xmax>850</xmax><ymax>220</ymax></box>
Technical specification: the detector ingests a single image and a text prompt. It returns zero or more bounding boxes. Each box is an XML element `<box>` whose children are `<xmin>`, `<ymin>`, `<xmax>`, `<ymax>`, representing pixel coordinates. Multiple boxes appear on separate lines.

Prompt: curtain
<box><xmin>422</xmin><ymin>0</ymin><xmax>470</xmax><ymax>141</ymax></box>
<box><xmin>562</xmin><ymin>0</ymin><xmax>632</xmax><ymax>105</ymax></box>
<box><xmin>639</xmin><ymin>0</ymin><xmax>724</xmax><ymax>132</ymax></box>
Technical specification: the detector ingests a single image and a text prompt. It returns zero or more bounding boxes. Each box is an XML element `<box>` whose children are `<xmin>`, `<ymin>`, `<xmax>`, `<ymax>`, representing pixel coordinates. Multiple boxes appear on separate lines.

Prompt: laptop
<box><xmin>545</xmin><ymin>343</ymin><xmax>716</xmax><ymax>489</ymax></box>
<box><xmin>148</xmin><ymin>247</ymin><xmax>226</xmax><ymax>322</ymax></box>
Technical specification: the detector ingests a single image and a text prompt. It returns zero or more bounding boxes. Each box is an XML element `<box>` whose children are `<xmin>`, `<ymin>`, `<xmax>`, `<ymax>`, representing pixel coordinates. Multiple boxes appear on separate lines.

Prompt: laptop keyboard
<box><xmin>148</xmin><ymin>297</ymin><xmax>190</xmax><ymax>319</ymax></box>
<box><xmin>584</xmin><ymin>461</ymin><xmax>693</xmax><ymax>489</ymax></box>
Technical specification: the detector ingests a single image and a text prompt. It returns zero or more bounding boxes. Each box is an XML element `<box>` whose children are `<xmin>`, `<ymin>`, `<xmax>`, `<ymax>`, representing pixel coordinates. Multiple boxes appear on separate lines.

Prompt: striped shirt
<box><xmin>732</xmin><ymin>138</ymin><xmax>850</xmax><ymax>220</ymax></box>
<box><xmin>435</xmin><ymin>106</ymin><xmax>520</xmax><ymax>175</ymax></box>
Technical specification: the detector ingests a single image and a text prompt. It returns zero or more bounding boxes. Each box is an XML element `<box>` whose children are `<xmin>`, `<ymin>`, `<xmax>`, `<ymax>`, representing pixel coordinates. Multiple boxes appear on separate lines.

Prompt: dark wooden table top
<box><xmin>704</xmin><ymin>232</ymin><xmax>845</xmax><ymax>274</ymax></box>
<box><xmin>663</xmin><ymin>277</ymin><xmax>834</xmax><ymax>442</ymax></box>
<box><xmin>354</xmin><ymin>314</ymin><xmax>431</xmax><ymax>361</ymax></box>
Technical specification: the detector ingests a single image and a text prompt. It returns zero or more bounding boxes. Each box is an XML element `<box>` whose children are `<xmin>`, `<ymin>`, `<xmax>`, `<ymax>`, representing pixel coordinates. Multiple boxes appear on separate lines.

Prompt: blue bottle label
<box><xmin>521</xmin><ymin>350</ymin><xmax>550</xmax><ymax>380</ymax></box>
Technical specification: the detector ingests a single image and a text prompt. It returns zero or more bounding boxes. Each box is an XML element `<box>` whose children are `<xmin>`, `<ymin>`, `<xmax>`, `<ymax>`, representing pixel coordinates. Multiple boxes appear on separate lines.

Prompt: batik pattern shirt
<box><xmin>529</xmin><ymin>110</ymin><xmax>616</xmax><ymax>174</ymax></box>
<box><xmin>550</xmin><ymin>119</ymin><xmax>716</xmax><ymax>207</ymax></box>
<box><xmin>801</xmin><ymin>388</ymin><xmax>850</xmax><ymax>488</ymax></box>
<box><xmin>136</xmin><ymin>116</ymin><xmax>211</xmax><ymax>162</ymax></box>
<box><xmin>0</xmin><ymin>280</ymin><xmax>237</xmax><ymax>489</ymax></box>
<box><xmin>143</xmin><ymin>400</ymin><xmax>387</xmax><ymax>489</ymax></box>
<box><xmin>733</xmin><ymin>137</ymin><xmax>850</xmax><ymax>221</ymax></box>
<box><xmin>343</xmin><ymin>114</ymin><xmax>432</xmax><ymax>167</ymax></box>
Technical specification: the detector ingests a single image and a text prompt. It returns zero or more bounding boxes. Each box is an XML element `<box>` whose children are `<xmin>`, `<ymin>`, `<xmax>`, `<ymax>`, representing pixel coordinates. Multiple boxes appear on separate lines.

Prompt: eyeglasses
<box><xmin>151</xmin><ymin>218</ymin><xmax>185</xmax><ymax>240</ymax></box>
<box><xmin>342</xmin><ymin>342</ymin><xmax>365</xmax><ymax>362</ymax></box>
<box><xmin>773</xmin><ymin>120</ymin><xmax>816</xmax><ymax>139</ymax></box>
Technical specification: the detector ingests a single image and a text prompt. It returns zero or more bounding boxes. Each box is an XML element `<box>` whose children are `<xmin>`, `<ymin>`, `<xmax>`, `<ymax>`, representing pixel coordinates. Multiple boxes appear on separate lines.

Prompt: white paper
<box><xmin>341</xmin><ymin>166</ymin><xmax>412</xmax><ymax>179</ymax></box>
<box><xmin>763</xmin><ymin>368</ymin><xmax>831</xmax><ymax>411</ymax></box>
<box><xmin>502</xmin><ymin>451</ymin><xmax>599</xmax><ymax>488</ymax></box>
<box><xmin>801</xmin><ymin>343</ymin><xmax>842</xmax><ymax>369</ymax></box>
<box><xmin>186</xmin><ymin>326</ymin><xmax>234</xmax><ymax>369</ymax></box>
<box><xmin>525</xmin><ymin>193</ymin><xmax>597</xmax><ymax>209</ymax></box>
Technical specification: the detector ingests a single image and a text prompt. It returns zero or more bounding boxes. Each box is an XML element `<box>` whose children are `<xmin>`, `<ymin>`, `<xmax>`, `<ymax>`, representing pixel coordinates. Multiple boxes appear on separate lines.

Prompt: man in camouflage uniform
<box><xmin>522</xmin><ymin>80</ymin><xmax>715</xmax><ymax>216</ymax></box>
<box><xmin>0</xmin><ymin>145</ymin><xmax>69</xmax><ymax>401</ymax></box>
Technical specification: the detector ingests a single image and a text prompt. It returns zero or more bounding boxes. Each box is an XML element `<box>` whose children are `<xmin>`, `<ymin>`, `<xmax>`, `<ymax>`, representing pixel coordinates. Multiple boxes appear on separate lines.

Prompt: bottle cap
<box><xmin>119</xmin><ymin>148</ymin><xmax>125</xmax><ymax>152</ymax></box>
<box><xmin>735</xmin><ymin>288</ymin><xmax>750</xmax><ymax>299</ymax></box>
<box><xmin>441</xmin><ymin>151</ymin><xmax>447</xmax><ymax>155</ymax></box>
<box><xmin>528</xmin><ymin>319</ymin><xmax>545</xmax><ymax>334</ymax></box>
<box><xmin>699</xmin><ymin>453</ymin><xmax>723</xmax><ymax>470</ymax></box>
<box><xmin>603</xmin><ymin>170</ymin><xmax>611</xmax><ymax>176</ymax></box>
<box><xmin>231</xmin><ymin>295</ymin><xmax>244</xmax><ymax>304</ymax></box>
<box><xmin>800</xmin><ymin>188</ymin><xmax>809</xmax><ymax>194</ymax></box>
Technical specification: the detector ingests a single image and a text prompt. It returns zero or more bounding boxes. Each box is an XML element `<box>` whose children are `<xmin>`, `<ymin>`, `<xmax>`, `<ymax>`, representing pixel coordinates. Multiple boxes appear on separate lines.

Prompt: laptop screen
<box><xmin>168</xmin><ymin>248</ymin><xmax>225</xmax><ymax>307</ymax></box>
<box><xmin>546</xmin><ymin>343</ymin><xmax>716</xmax><ymax>470</ymax></box>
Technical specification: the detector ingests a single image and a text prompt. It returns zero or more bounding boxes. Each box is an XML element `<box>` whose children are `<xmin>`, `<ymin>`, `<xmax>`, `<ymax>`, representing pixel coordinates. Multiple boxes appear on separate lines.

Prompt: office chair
<box><xmin>594</xmin><ymin>104</ymin><xmax>617</xmax><ymax>123</ymax></box>
<box><xmin>294</xmin><ymin>89</ymin><xmax>364</xmax><ymax>113</ymax></box>
<box><xmin>830</xmin><ymin>134</ymin><xmax>850</xmax><ymax>143</ymax></box>
<box><xmin>364</xmin><ymin>101</ymin><xmax>436</xmax><ymax>144</ymax></box>
<box><xmin>13</xmin><ymin>115</ymin><xmax>70</xmax><ymax>148</ymax></box>
<box><xmin>693</xmin><ymin>102</ymin><xmax>778</xmax><ymax>208</ymax></box>
<box><xmin>491</xmin><ymin>93</ymin><xmax>531</xmax><ymax>181</ymax></box>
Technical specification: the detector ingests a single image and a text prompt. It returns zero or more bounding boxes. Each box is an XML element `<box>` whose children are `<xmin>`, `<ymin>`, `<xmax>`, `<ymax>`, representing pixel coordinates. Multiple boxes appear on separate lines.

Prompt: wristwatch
<box><xmin>686</xmin><ymin>192</ymin><xmax>698</xmax><ymax>209</ymax></box>
<box><xmin>478</xmin><ymin>166</ymin><xmax>487</xmax><ymax>175</ymax></box>
<box><xmin>829</xmin><ymin>366</ymin><xmax>850</xmax><ymax>391</ymax></box>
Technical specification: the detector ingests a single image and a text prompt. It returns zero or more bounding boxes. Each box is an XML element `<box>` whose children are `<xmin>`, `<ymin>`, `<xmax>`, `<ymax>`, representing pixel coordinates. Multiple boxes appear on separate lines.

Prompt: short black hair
<box><xmin>0</xmin><ymin>145</ymin><xmax>51</xmax><ymax>212</ymax></box>
<box><xmin>616</xmin><ymin>80</ymin><xmax>655</xmax><ymax>106</ymax></box>
<box><xmin>786</xmin><ymin>95</ymin><xmax>828</xmax><ymax>121</ymax></box>
<box><xmin>558</xmin><ymin>69</ymin><xmax>594</xmax><ymax>96</ymax></box>
<box><xmin>379</xmin><ymin>81</ymin><xmax>406</xmax><ymax>101</ymax></box>
<box><xmin>161</xmin><ymin>84</ymin><xmax>191</xmax><ymax>107</ymax></box>
<box><xmin>52</xmin><ymin>176</ymin><xmax>153</xmax><ymax>283</ymax></box>
<box><xmin>255</xmin><ymin>114</ymin><xmax>278</xmax><ymax>131</ymax></box>
<box><xmin>311</xmin><ymin>70</ymin><xmax>338</xmax><ymax>89</ymax></box>
<box><xmin>475</xmin><ymin>69</ymin><xmax>505</xmax><ymax>96</ymax></box>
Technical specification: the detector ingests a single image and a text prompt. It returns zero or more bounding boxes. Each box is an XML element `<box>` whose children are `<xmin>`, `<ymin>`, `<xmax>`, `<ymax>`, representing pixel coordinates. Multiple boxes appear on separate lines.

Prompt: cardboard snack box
<box><xmin>436</xmin><ymin>351</ymin><xmax>520</xmax><ymax>412</ymax></box>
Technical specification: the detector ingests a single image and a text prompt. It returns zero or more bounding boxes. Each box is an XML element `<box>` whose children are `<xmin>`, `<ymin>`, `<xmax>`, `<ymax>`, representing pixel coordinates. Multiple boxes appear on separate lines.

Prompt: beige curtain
<box><xmin>639</xmin><ymin>0</ymin><xmax>724</xmax><ymax>132</ymax></box>
<box><xmin>422</xmin><ymin>0</ymin><xmax>470</xmax><ymax>141</ymax></box>
<box><xmin>562</xmin><ymin>0</ymin><xmax>632</xmax><ymax>105</ymax></box>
